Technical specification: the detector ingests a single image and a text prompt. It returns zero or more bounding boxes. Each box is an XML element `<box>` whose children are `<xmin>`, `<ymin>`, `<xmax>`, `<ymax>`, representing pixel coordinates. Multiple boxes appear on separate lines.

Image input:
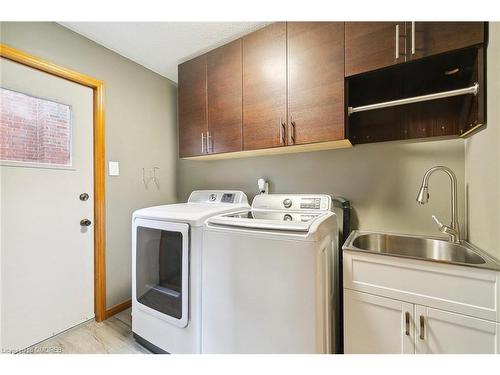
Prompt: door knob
<box><xmin>80</xmin><ymin>219</ymin><xmax>92</xmax><ymax>227</ymax></box>
<box><xmin>79</xmin><ymin>193</ymin><xmax>89</xmax><ymax>201</ymax></box>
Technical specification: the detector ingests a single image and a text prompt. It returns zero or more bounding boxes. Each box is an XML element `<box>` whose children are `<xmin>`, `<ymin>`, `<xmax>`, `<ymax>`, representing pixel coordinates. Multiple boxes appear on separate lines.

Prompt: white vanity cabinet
<box><xmin>415</xmin><ymin>306</ymin><xmax>500</xmax><ymax>354</ymax></box>
<box><xmin>343</xmin><ymin>250</ymin><xmax>500</xmax><ymax>354</ymax></box>
<box><xmin>344</xmin><ymin>289</ymin><xmax>415</xmax><ymax>354</ymax></box>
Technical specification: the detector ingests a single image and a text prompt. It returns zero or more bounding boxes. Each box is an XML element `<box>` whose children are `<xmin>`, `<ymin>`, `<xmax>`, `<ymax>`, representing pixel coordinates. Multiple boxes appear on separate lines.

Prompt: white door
<box><xmin>415</xmin><ymin>305</ymin><xmax>499</xmax><ymax>354</ymax></box>
<box><xmin>1</xmin><ymin>58</ymin><xmax>94</xmax><ymax>351</ymax></box>
<box><xmin>344</xmin><ymin>289</ymin><xmax>415</xmax><ymax>354</ymax></box>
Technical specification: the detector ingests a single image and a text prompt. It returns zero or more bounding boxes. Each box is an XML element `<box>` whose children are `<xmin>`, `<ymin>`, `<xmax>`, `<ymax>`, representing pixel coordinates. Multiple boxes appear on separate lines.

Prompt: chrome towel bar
<box><xmin>348</xmin><ymin>82</ymin><xmax>479</xmax><ymax>116</ymax></box>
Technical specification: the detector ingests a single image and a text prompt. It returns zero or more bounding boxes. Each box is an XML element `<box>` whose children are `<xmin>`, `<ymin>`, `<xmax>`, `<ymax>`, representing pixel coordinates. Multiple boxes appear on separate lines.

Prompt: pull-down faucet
<box><xmin>416</xmin><ymin>166</ymin><xmax>461</xmax><ymax>243</ymax></box>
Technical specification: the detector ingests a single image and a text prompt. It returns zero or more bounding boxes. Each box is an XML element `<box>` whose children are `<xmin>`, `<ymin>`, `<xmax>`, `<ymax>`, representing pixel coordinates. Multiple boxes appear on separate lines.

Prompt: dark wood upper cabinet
<box><xmin>242</xmin><ymin>22</ymin><xmax>287</xmax><ymax>151</ymax></box>
<box><xmin>178</xmin><ymin>22</ymin><xmax>487</xmax><ymax>158</ymax></box>
<box><xmin>287</xmin><ymin>22</ymin><xmax>345</xmax><ymax>144</ymax></box>
<box><xmin>345</xmin><ymin>22</ymin><xmax>406</xmax><ymax>77</ymax></box>
<box><xmin>409</xmin><ymin>22</ymin><xmax>485</xmax><ymax>61</ymax></box>
<box><xmin>346</xmin><ymin>22</ymin><xmax>486</xmax><ymax>77</ymax></box>
<box><xmin>207</xmin><ymin>39</ymin><xmax>243</xmax><ymax>154</ymax></box>
<box><xmin>178</xmin><ymin>54</ymin><xmax>207</xmax><ymax>157</ymax></box>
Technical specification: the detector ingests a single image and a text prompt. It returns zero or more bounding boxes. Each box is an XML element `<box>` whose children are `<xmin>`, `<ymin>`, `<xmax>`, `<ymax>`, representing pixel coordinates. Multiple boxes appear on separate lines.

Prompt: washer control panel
<box><xmin>300</xmin><ymin>197</ymin><xmax>322</xmax><ymax>210</ymax></box>
<box><xmin>252</xmin><ymin>194</ymin><xmax>331</xmax><ymax>211</ymax></box>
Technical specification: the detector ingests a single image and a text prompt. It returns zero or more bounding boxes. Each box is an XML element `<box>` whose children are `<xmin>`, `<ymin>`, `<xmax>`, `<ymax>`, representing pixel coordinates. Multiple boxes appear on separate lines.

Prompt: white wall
<box><xmin>465</xmin><ymin>22</ymin><xmax>500</xmax><ymax>259</ymax></box>
<box><xmin>0</xmin><ymin>22</ymin><xmax>178</xmax><ymax>308</ymax></box>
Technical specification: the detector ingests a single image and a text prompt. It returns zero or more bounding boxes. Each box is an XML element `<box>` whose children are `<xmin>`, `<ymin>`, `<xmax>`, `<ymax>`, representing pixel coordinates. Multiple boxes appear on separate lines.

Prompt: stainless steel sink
<box><xmin>343</xmin><ymin>231</ymin><xmax>500</xmax><ymax>271</ymax></box>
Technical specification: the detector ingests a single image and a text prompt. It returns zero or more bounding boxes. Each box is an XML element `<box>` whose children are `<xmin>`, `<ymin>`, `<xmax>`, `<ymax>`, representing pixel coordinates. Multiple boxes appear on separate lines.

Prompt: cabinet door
<box><xmin>409</xmin><ymin>22</ymin><xmax>485</xmax><ymax>61</ymax></box>
<box><xmin>207</xmin><ymin>39</ymin><xmax>242</xmax><ymax>154</ymax></box>
<box><xmin>345</xmin><ymin>22</ymin><xmax>406</xmax><ymax>77</ymax></box>
<box><xmin>344</xmin><ymin>289</ymin><xmax>415</xmax><ymax>354</ymax></box>
<box><xmin>415</xmin><ymin>305</ymin><xmax>498</xmax><ymax>354</ymax></box>
<box><xmin>287</xmin><ymin>22</ymin><xmax>345</xmax><ymax>145</ymax></box>
<box><xmin>178</xmin><ymin>54</ymin><xmax>207</xmax><ymax>157</ymax></box>
<box><xmin>242</xmin><ymin>22</ymin><xmax>287</xmax><ymax>150</ymax></box>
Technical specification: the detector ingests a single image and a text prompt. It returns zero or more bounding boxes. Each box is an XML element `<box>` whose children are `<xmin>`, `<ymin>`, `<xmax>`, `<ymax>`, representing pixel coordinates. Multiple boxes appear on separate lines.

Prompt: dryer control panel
<box><xmin>188</xmin><ymin>190</ymin><xmax>249</xmax><ymax>205</ymax></box>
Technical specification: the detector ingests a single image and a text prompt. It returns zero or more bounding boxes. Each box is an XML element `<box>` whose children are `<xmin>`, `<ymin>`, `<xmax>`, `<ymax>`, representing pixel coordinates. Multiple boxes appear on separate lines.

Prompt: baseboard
<box><xmin>105</xmin><ymin>299</ymin><xmax>132</xmax><ymax>320</ymax></box>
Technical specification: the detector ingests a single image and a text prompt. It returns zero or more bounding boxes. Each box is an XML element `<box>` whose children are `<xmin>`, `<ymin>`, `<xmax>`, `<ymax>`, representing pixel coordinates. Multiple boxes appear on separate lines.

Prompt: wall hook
<box><xmin>142</xmin><ymin>168</ymin><xmax>149</xmax><ymax>189</ymax></box>
<box><xmin>142</xmin><ymin>167</ymin><xmax>160</xmax><ymax>190</ymax></box>
<box><xmin>152</xmin><ymin>167</ymin><xmax>160</xmax><ymax>189</ymax></box>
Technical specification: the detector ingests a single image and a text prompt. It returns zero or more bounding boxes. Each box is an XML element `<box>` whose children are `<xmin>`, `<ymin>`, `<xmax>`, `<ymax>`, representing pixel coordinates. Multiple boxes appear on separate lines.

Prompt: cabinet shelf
<box><xmin>180</xmin><ymin>139</ymin><xmax>352</xmax><ymax>160</ymax></box>
<box><xmin>347</xmin><ymin>46</ymin><xmax>485</xmax><ymax>144</ymax></box>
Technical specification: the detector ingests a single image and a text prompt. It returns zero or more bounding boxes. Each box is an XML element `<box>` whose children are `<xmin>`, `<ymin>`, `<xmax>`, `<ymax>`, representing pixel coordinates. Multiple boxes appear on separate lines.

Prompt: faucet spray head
<box><xmin>416</xmin><ymin>185</ymin><xmax>429</xmax><ymax>205</ymax></box>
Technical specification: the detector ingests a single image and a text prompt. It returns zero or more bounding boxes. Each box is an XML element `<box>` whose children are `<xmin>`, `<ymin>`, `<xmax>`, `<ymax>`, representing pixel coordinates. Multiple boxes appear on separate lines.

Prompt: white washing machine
<box><xmin>131</xmin><ymin>190</ymin><xmax>249</xmax><ymax>353</ymax></box>
<box><xmin>201</xmin><ymin>193</ymin><xmax>338</xmax><ymax>354</ymax></box>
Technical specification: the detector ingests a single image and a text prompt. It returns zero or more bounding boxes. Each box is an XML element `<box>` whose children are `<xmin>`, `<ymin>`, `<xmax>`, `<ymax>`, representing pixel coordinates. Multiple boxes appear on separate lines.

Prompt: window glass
<box><xmin>136</xmin><ymin>226</ymin><xmax>183</xmax><ymax>319</ymax></box>
<box><xmin>0</xmin><ymin>88</ymin><xmax>71</xmax><ymax>166</ymax></box>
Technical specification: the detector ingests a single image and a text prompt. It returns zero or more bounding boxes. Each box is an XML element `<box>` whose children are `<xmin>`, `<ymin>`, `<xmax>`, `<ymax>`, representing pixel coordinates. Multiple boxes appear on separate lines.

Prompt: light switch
<box><xmin>108</xmin><ymin>161</ymin><xmax>120</xmax><ymax>176</ymax></box>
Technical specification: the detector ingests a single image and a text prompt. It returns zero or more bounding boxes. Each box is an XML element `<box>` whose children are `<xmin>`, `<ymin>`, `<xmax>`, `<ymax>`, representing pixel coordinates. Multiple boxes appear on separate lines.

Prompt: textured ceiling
<box><xmin>59</xmin><ymin>22</ymin><xmax>270</xmax><ymax>82</ymax></box>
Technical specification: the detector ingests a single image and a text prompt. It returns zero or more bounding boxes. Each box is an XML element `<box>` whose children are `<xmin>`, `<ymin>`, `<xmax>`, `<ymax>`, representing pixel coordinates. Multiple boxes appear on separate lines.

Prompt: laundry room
<box><xmin>1</xmin><ymin>1</ymin><xmax>500</xmax><ymax>374</ymax></box>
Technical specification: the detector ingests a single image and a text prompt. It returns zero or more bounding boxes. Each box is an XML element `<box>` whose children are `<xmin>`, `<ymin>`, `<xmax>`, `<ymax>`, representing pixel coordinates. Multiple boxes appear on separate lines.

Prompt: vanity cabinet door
<box><xmin>345</xmin><ymin>22</ymin><xmax>407</xmax><ymax>77</ymax></box>
<box><xmin>178</xmin><ymin>54</ymin><xmax>208</xmax><ymax>157</ymax></box>
<box><xmin>409</xmin><ymin>22</ymin><xmax>485</xmax><ymax>61</ymax></box>
<box><xmin>415</xmin><ymin>305</ymin><xmax>499</xmax><ymax>354</ymax></box>
<box><xmin>344</xmin><ymin>289</ymin><xmax>415</xmax><ymax>354</ymax></box>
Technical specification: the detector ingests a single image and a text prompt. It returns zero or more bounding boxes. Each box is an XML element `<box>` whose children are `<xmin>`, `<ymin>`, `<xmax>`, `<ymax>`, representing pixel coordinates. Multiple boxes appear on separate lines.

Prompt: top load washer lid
<box><xmin>132</xmin><ymin>190</ymin><xmax>249</xmax><ymax>226</ymax></box>
<box><xmin>207</xmin><ymin>210</ymin><xmax>328</xmax><ymax>232</ymax></box>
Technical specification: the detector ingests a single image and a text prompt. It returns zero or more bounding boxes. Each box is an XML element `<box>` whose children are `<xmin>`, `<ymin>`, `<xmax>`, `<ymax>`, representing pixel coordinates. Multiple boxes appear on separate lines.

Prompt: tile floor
<box><xmin>115</xmin><ymin>307</ymin><xmax>133</xmax><ymax>327</ymax></box>
<box><xmin>21</xmin><ymin>308</ymin><xmax>151</xmax><ymax>354</ymax></box>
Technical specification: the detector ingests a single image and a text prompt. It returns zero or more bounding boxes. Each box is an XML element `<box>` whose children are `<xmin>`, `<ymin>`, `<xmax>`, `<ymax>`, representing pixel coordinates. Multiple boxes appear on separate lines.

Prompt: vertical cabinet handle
<box><xmin>419</xmin><ymin>315</ymin><xmax>425</xmax><ymax>340</ymax></box>
<box><xmin>395</xmin><ymin>24</ymin><xmax>400</xmax><ymax>60</ymax></box>
<box><xmin>290</xmin><ymin>116</ymin><xmax>296</xmax><ymax>145</ymax></box>
<box><xmin>279</xmin><ymin>118</ymin><xmax>286</xmax><ymax>145</ymax></box>
<box><xmin>395</xmin><ymin>23</ymin><xmax>407</xmax><ymax>61</ymax></box>
<box><xmin>404</xmin><ymin>311</ymin><xmax>410</xmax><ymax>336</ymax></box>
<box><xmin>201</xmin><ymin>132</ymin><xmax>206</xmax><ymax>153</ymax></box>
<box><xmin>411</xmin><ymin>21</ymin><xmax>416</xmax><ymax>55</ymax></box>
<box><xmin>207</xmin><ymin>130</ymin><xmax>212</xmax><ymax>153</ymax></box>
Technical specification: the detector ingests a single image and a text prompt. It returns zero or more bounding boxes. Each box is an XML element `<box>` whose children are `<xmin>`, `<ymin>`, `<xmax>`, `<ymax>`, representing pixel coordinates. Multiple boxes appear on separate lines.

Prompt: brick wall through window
<box><xmin>0</xmin><ymin>88</ymin><xmax>71</xmax><ymax>166</ymax></box>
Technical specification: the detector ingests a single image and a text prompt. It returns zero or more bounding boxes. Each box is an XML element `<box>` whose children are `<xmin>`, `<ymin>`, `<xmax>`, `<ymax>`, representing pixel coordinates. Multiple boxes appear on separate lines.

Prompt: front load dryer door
<box><xmin>133</xmin><ymin>218</ymin><xmax>189</xmax><ymax>328</ymax></box>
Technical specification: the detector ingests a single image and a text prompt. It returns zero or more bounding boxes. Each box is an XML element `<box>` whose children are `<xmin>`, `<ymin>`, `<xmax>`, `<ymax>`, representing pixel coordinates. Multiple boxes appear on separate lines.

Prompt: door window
<box><xmin>0</xmin><ymin>87</ymin><xmax>72</xmax><ymax>166</ymax></box>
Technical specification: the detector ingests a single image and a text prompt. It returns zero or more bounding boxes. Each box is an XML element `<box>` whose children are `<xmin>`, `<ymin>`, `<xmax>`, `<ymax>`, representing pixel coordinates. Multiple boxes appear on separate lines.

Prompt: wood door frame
<box><xmin>1</xmin><ymin>43</ymin><xmax>107</xmax><ymax>322</ymax></box>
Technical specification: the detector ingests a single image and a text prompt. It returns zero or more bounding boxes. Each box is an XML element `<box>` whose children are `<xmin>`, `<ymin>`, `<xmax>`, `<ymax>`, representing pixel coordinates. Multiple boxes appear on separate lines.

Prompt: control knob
<box><xmin>283</xmin><ymin>198</ymin><xmax>292</xmax><ymax>208</ymax></box>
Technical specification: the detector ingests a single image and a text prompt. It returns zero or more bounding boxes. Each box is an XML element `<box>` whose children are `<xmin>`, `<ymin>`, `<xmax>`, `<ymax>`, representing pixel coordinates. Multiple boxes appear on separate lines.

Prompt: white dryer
<box><xmin>201</xmin><ymin>194</ymin><xmax>338</xmax><ymax>354</ymax></box>
<box><xmin>132</xmin><ymin>190</ymin><xmax>249</xmax><ymax>353</ymax></box>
